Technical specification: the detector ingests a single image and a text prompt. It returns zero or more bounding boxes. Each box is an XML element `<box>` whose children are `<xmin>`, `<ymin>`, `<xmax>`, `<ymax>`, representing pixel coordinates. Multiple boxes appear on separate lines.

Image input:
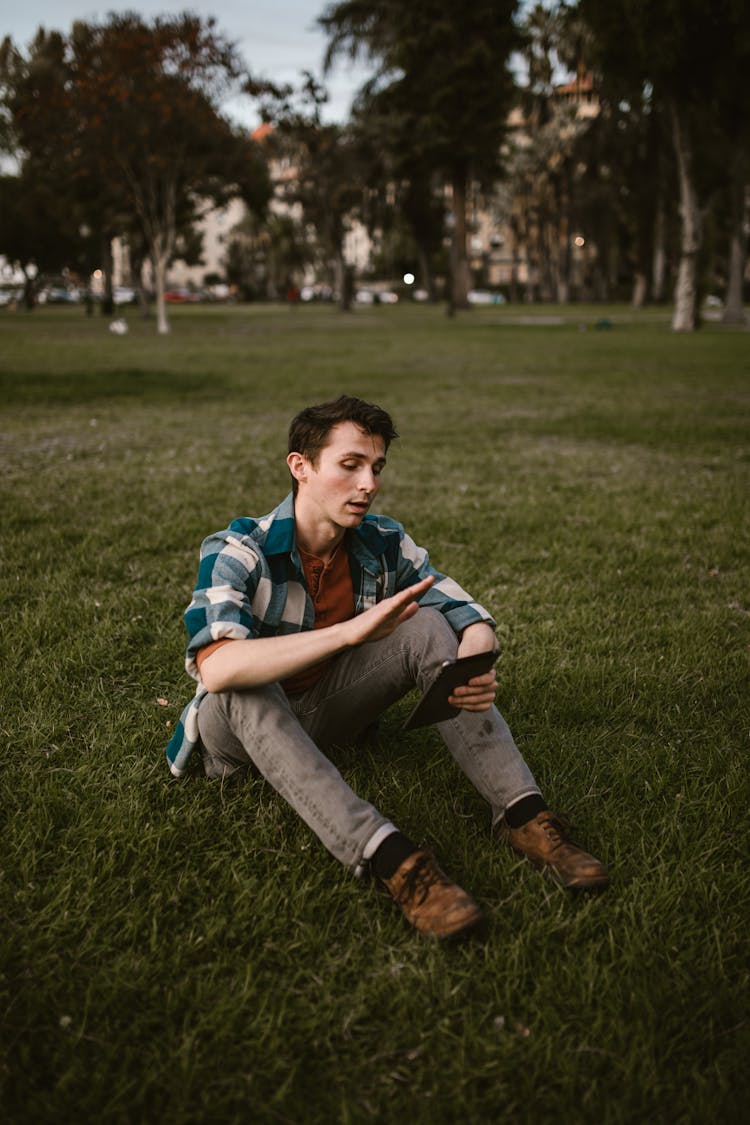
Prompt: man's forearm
<box><xmin>199</xmin><ymin>624</ymin><xmax>353</xmax><ymax>692</ymax></box>
<box><xmin>198</xmin><ymin>575</ymin><xmax>435</xmax><ymax>693</ymax></box>
<box><xmin>448</xmin><ymin>621</ymin><xmax>499</xmax><ymax>712</ymax></box>
<box><xmin>457</xmin><ymin>621</ymin><xmax>497</xmax><ymax>657</ymax></box>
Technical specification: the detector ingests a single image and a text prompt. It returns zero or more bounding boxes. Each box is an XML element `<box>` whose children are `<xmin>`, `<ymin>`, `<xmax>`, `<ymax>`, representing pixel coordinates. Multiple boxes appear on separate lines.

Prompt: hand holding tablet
<box><xmin>402</xmin><ymin>649</ymin><xmax>500</xmax><ymax>730</ymax></box>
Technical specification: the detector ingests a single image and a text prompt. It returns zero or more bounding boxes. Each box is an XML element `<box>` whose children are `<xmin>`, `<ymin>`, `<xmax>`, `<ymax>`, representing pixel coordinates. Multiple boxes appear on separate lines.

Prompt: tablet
<box><xmin>402</xmin><ymin>649</ymin><xmax>499</xmax><ymax>731</ymax></box>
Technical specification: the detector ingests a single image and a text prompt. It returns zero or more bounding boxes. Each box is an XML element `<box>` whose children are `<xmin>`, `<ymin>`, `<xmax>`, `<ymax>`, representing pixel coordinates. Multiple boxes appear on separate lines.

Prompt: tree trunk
<box><xmin>652</xmin><ymin>194</ymin><xmax>667</xmax><ymax>303</ymax></box>
<box><xmin>548</xmin><ymin>214</ymin><xmax>562</xmax><ymax>302</ymax></box>
<box><xmin>509</xmin><ymin>215</ymin><xmax>520</xmax><ymax>303</ymax></box>
<box><xmin>723</xmin><ymin>155</ymin><xmax>748</xmax><ymax>325</ymax></box>
<box><xmin>670</xmin><ymin>101</ymin><xmax>701</xmax><ymax>332</ymax></box>
<box><xmin>416</xmin><ymin>243</ymin><xmax>437</xmax><ymax>303</ymax></box>
<box><xmin>22</xmin><ymin>269</ymin><xmax>36</xmax><ymax>310</ymax></box>
<box><xmin>631</xmin><ymin>271</ymin><xmax>647</xmax><ymax>308</ymax></box>
<box><xmin>524</xmin><ymin>236</ymin><xmax>536</xmax><ymax>302</ymax></box>
<box><xmin>554</xmin><ymin>171</ymin><xmax>570</xmax><ymax>304</ymax></box>
<box><xmin>450</xmin><ymin>169</ymin><xmax>471</xmax><ymax>309</ymax></box>
<box><xmin>100</xmin><ymin>235</ymin><xmax>115</xmax><ymax>316</ymax></box>
<box><xmin>557</xmin><ymin>238</ymin><xmax>570</xmax><ymax>304</ymax></box>
<box><xmin>540</xmin><ymin>216</ymin><xmax>554</xmax><ymax>302</ymax></box>
<box><xmin>127</xmin><ymin>170</ymin><xmax>175</xmax><ymax>334</ymax></box>
<box><xmin>334</xmin><ymin>249</ymin><xmax>352</xmax><ymax>312</ymax></box>
<box><xmin>152</xmin><ymin>240</ymin><xmax>170</xmax><ymax>335</ymax></box>
<box><xmin>130</xmin><ymin>250</ymin><xmax>150</xmax><ymax>317</ymax></box>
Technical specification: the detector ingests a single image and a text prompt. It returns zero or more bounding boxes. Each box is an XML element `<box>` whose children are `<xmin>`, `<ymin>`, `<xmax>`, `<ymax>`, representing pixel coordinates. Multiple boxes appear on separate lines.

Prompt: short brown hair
<box><xmin>288</xmin><ymin>395</ymin><xmax>398</xmax><ymax>465</ymax></box>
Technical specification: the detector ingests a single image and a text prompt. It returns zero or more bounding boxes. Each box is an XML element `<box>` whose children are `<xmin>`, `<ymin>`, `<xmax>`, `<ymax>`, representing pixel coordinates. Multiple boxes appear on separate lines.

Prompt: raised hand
<box><xmin>341</xmin><ymin>575</ymin><xmax>435</xmax><ymax>647</ymax></box>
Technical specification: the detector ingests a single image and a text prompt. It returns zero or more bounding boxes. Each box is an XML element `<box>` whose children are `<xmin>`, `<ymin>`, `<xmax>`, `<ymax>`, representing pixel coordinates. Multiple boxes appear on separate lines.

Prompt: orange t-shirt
<box><xmin>282</xmin><ymin>543</ymin><xmax>355</xmax><ymax>694</ymax></box>
<box><xmin>195</xmin><ymin>543</ymin><xmax>355</xmax><ymax>696</ymax></box>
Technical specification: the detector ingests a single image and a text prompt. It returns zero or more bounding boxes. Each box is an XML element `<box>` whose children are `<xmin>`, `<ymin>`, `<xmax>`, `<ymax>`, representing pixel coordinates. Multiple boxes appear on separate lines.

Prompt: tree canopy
<box><xmin>320</xmin><ymin>0</ymin><xmax>520</xmax><ymax>307</ymax></box>
<box><xmin>1</xmin><ymin>13</ymin><xmax>270</xmax><ymax>331</ymax></box>
<box><xmin>579</xmin><ymin>0</ymin><xmax>750</xmax><ymax>327</ymax></box>
<box><xmin>0</xmin><ymin>3</ymin><xmax>746</xmax><ymax>326</ymax></box>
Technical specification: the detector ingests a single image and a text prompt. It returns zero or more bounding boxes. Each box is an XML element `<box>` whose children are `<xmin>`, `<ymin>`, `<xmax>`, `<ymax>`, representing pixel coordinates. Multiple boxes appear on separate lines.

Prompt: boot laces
<box><xmin>398</xmin><ymin>853</ymin><xmax>447</xmax><ymax>906</ymax></box>
<box><xmin>538</xmin><ymin>815</ymin><xmax>570</xmax><ymax>851</ymax></box>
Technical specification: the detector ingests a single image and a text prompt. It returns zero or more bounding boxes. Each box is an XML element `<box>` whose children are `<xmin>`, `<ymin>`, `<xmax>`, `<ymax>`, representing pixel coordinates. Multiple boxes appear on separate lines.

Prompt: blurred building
<box><xmin>109</xmin><ymin>73</ymin><xmax>600</xmax><ymax>299</ymax></box>
<box><xmin>112</xmin><ymin>121</ymin><xmax>371</xmax><ymax>296</ymax></box>
<box><xmin>466</xmin><ymin>71</ymin><xmax>601</xmax><ymax>300</ymax></box>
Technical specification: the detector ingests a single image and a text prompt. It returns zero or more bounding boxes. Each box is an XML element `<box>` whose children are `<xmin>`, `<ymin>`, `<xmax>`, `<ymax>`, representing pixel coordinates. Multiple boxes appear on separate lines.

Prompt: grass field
<box><xmin>1</xmin><ymin>301</ymin><xmax>748</xmax><ymax>1124</ymax></box>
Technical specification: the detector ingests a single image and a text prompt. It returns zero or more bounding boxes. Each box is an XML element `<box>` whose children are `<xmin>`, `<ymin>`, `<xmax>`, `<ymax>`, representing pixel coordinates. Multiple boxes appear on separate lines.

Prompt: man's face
<box><xmin>292</xmin><ymin>421</ymin><xmax>386</xmax><ymax>529</ymax></box>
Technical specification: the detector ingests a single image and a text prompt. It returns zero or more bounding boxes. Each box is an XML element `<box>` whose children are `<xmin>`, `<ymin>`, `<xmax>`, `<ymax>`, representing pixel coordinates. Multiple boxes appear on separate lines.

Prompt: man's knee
<box><xmin>200</xmin><ymin>748</ymin><xmax>252</xmax><ymax>782</ymax></box>
<box><xmin>413</xmin><ymin>606</ymin><xmax>458</xmax><ymax>644</ymax></box>
<box><xmin>400</xmin><ymin>607</ymin><xmax>459</xmax><ymax>665</ymax></box>
<box><xmin>197</xmin><ymin>683</ymin><xmax>293</xmax><ymax>776</ymax></box>
<box><xmin>197</xmin><ymin>687</ymin><xmax>251</xmax><ymax>745</ymax></box>
<box><xmin>198</xmin><ymin>690</ymin><xmax>247</xmax><ymax>778</ymax></box>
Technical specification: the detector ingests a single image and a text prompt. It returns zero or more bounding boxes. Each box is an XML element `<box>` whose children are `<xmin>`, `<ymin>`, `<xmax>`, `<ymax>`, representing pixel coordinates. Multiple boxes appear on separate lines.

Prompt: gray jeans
<box><xmin>197</xmin><ymin>608</ymin><xmax>540</xmax><ymax>872</ymax></box>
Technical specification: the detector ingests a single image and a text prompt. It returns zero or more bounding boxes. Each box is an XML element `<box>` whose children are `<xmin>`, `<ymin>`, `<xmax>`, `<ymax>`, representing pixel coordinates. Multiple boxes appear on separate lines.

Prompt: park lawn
<box><xmin>1</xmin><ymin>302</ymin><xmax>748</xmax><ymax>1123</ymax></box>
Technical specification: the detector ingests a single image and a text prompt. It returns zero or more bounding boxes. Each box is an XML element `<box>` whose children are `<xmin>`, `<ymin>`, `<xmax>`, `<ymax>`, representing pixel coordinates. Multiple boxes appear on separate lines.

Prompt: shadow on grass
<box><xmin>0</xmin><ymin>367</ymin><xmax>230</xmax><ymax>407</ymax></box>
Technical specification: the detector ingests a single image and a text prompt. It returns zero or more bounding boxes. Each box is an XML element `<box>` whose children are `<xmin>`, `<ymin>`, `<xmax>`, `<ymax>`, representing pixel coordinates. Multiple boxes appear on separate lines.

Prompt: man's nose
<box><xmin>359</xmin><ymin>468</ymin><xmax>378</xmax><ymax>493</ymax></box>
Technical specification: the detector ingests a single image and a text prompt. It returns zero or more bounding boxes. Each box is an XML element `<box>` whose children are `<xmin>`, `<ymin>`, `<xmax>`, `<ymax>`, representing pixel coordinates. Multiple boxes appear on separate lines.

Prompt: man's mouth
<box><xmin>347</xmin><ymin>500</ymin><xmax>369</xmax><ymax>514</ymax></box>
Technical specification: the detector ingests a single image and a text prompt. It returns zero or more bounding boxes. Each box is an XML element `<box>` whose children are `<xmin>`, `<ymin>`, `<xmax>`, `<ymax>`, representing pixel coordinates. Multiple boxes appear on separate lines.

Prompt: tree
<box><xmin>715</xmin><ymin>10</ymin><xmax>750</xmax><ymax>324</ymax></box>
<box><xmin>501</xmin><ymin>3</ymin><xmax>679</xmax><ymax>307</ymax></box>
<box><xmin>345</xmin><ymin>85</ymin><xmax>447</xmax><ymax>301</ymax></box>
<box><xmin>567</xmin><ymin>87</ymin><xmax>675</xmax><ymax>305</ymax></box>
<box><xmin>1</xmin><ymin>15</ymin><xmax>271</xmax><ymax>332</ymax></box>
<box><xmin>0</xmin><ymin>170</ymin><xmax>80</xmax><ymax>307</ymax></box>
<box><xmin>578</xmin><ymin>0</ymin><xmax>750</xmax><ymax>331</ymax></box>
<box><xmin>1</xmin><ymin>28</ymin><xmax>133</xmax><ymax>314</ymax></box>
<box><xmin>319</xmin><ymin>0</ymin><xmax>520</xmax><ymax>309</ymax></box>
<box><xmin>226</xmin><ymin>212</ymin><xmax>312</xmax><ymax>300</ymax></box>
<box><xmin>66</xmin><ymin>14</ymin><xmax>270</xmax><ymax>333</ymax></box>
<box><xmin>267</xmin><ymin>76</ymin><xmax>368</xmax><ymax>311</ymax></box>
<box><xmin>722</xmin><ymin>164</ymin><xmax>749</xmax><ymax>324</ymax></box>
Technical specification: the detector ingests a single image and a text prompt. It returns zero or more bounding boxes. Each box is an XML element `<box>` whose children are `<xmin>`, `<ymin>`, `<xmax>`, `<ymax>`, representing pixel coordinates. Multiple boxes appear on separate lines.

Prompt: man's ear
<box><xmin>287</xmin><ymin>451</ymin><xmax>308</xmax><ymax>486</ymax></box>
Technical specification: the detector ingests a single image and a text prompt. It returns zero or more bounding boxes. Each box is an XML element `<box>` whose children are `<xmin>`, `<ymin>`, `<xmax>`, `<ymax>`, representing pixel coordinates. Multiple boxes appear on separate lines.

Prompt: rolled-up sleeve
<box><xmin>184</xmin><ymin>534</ymin><xmax>261</xmax><ymax>680</ymax></box>
<box><xmin>395</xmin><ymin>527</ymin><xmax>496</xmax><ymax>635</ymax></box>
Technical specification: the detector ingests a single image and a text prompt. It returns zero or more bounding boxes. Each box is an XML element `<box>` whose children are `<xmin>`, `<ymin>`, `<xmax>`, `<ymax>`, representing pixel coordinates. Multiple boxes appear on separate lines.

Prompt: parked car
<box><xmin>164</xmin><ymin>288</ymin><xmax>201</xmax><ymax>303</ymax></box>
<box><xmin>41</xmin><ymin>287</ymin><xmax>81</xmax><ymax>304</ymax></box>
<box><xmin>467</xmin><ymin>289</ymin><xmax>506</xmax><ymax>305</ymax></box>
<box><xmin>355</xmin><ymin>289</ymin><xmax>399</xmax><ymax>305</ymax></box>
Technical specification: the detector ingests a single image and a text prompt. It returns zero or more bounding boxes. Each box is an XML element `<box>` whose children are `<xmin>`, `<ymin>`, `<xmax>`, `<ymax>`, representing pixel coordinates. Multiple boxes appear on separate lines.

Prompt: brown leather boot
<box><xmin>381</xmin><ymin>849</ymin><xmax>484</xmax><ymax>939</ymax></box>
<box><xmin>503</xmin><ymin>812</ymin><xmax>609</xmax><ymax>891</ymax></box>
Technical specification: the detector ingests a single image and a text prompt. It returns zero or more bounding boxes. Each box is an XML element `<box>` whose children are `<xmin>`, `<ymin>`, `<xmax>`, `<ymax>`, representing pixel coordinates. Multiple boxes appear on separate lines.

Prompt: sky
<box><xmin>1</xmin><ymin>1</ymin><xmax>373</xmax><ymax>128</ymax></box>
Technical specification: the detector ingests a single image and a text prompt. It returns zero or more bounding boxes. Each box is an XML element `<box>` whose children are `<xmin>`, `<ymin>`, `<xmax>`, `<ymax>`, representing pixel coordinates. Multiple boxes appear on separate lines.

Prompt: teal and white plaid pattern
<box><xmin>166</xmin><ymin>492</ymin><xmax>495</xmax><ymax>775</ymax></box>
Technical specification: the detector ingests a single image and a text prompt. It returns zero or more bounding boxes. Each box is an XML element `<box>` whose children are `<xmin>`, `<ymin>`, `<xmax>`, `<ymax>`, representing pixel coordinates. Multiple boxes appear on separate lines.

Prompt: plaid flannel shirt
<box><xmin>166</xmin><ymin>492</ymin><xmax>495</xmax><ymax>776</ymax></box>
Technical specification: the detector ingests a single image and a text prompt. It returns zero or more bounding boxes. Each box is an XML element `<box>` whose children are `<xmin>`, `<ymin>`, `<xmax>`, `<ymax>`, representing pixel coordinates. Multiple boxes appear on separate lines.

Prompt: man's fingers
<box><xmin>468</xmin><ymin>671</ymin><xmax>497</xmax><ymax>686</ymax></box>
<box><xmin>394</xmin><ymin>574</ymin><xmax>434</xmax><ymax>606</ymax></box>
<box><xmin>449</xmin><ymin>689</ymin><xmax>496</xmax><ymax>704</ymax></box>
<box><xmin>352</xmin><ymin>574</ymin><xmax>435</xmax><ymax>644</ymax></box>
<box><xmin>395</xmin><ymin>601</ymin><xmax>420</xmax><ymax>625</ymax></box>
<box><xmin>449</xmin><ymin>669</ymin><xmax>498</xmax><ymax>711</ymax></box>
<box><xmin>451</xmin><ymin>671</ymin><xmax>497</xmax><ymax>695</ymax></box>
<box><xmin>375</xmin><ymin>575</ymin><xmax>434</xmax><ymax>622</ymax></box>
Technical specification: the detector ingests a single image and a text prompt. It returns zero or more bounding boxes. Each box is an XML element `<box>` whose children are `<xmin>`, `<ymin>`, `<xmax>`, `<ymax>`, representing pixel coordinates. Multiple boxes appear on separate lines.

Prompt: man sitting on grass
<box><xmin>166</xmin><ymin>395</ymin><xmax>608</xmax><ymax>939</ymax></box>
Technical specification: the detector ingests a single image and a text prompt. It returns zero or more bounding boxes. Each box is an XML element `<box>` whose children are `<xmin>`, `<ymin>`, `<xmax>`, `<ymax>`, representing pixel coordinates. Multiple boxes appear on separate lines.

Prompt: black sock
<box><xmin>504</xmin><ymin>794</ymin><xmax>549</xmax><ymax>829</ymax></box>
<box><xmin>371</xmin><ymin>831</ymin><xmax>419</xmax><ymax>881</ymax></box>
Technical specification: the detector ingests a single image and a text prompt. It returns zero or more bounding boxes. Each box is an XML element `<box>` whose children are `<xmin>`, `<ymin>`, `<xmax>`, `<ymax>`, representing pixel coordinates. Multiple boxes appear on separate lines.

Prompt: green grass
<box><xmin>1</xmin><ymin>301</ymin><xmax>748</xmax><ymax>1124</ymax></box>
